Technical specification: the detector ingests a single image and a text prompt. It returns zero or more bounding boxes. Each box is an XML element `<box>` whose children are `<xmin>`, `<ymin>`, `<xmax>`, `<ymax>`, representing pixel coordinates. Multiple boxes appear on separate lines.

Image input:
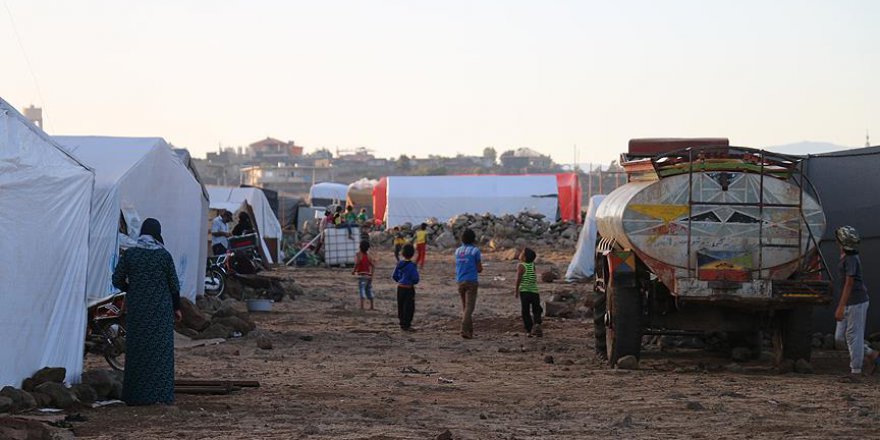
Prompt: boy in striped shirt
<box><xmin>515</xmin><ymin>247</ymin><xmax>543</xmax><ymax>337</ymax></box>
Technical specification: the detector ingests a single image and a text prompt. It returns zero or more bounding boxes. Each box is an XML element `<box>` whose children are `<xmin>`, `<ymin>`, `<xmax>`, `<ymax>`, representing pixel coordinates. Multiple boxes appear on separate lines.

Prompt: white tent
<box><xmin>55</xmin><ymin>136</ymin><xmax>209</xmax><ymax>304</ymax></box>
<box><xmin>309</xmin><ymin>182</ymin><xmax>348</xmax><ymax>206</ymax></box>
<box><xmin>565</xmin><ymin>195</ymin><xmax>605</xmax><ymax>281</ymax></box>
<box><xmin>0</xmin><ymin>99</ymin><xmax>94</xmax><ymax>386</ymax></box>
<box><xmin>384</xmin><ymin>175</ymin><xmax>559</xmax><ymax>227</ymax></box>
<box><xmin>206</xmin><ymin>186</ymin><xmax>283</xmax><ymax>263</ymax></box>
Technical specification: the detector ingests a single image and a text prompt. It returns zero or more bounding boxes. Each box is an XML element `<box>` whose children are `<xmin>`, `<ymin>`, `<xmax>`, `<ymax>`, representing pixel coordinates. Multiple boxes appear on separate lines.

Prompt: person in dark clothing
<box><xmin>232</xmin><ymin>212</ymin><xmax>254</xmax><ymax>236</ymax></box>
<box><xmin>515</xmin><ymin>247</ymin><xmax>543</xmax><ymax>337</ymax></box>
<box><xmin>392</xmin><ymin>244</ymin><xmax>420</xmax><ymax>331</ymax></box>
<box><xmin>111</xmin><ymin>218</ymin><xmax>181</xmax><ymax>405</ymax></box>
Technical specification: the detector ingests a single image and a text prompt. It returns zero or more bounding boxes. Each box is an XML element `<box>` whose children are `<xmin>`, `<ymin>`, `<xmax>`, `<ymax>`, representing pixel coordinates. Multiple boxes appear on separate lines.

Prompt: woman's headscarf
<box><xmin>137</xmin><ymin>218</ymin><xmax>165</xmax><ymax>250</ymax></box>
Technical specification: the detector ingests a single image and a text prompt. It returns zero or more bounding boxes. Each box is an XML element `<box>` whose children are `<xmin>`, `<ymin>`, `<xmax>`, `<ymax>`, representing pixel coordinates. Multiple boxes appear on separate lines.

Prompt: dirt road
<box><xmin>73</xmin><ymin>249</ymin><xmax>879</xmax><ymax>439</ymax></box>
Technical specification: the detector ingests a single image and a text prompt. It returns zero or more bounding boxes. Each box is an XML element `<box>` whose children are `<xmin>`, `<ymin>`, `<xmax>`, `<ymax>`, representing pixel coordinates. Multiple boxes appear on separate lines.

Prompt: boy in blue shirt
<box><xmin>392</xmin><ymin>244</ymin><xmax>420</xmax><ymax>331</ymax></box>
<box><xmin>455</xmin><ymin>229</ymin><xmax>482</xmax><ymax>339</ymax></box>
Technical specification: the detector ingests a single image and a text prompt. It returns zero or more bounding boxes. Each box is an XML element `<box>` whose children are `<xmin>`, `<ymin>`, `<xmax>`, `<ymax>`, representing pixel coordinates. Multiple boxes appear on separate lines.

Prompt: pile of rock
<box><xmin>0</xmin><ymin>367</ymin><xmax>124</xmax><ymax>413</ymax></box>
<box><xmin>174</xmin><ymin>296</ymin><xmax>257</xmax><ymax>340</ymax></box>
<box><xmin>363</xmin><ymin>212</ymin><xmax>581</xmax><ymax>251</ymax></box>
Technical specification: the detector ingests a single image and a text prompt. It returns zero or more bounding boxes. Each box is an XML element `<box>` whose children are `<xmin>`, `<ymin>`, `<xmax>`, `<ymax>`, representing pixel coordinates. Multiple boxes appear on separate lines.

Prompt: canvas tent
<box><xmin>55</xmin><ymin>136</ymin><xmax>209</xmax><ymax>304</ymax></box>
<box><xmin>565</xmin><ymin>195</ymin><xmax>606</xmax><ymax>281</ymax></box>
<box><xmin>207</xmin><ymin>186</ymin><xmax>283</xmax><ymax>263</ymax></box>
<box><xmin>1</xmin><ymin>99</ymin><xmax>94</xmax><ymax>386</ymax></box>
<box><xmin>376</xmin><ymin>174</ymin><xmax>581</xmax><ymax>227</ymax></box>
<box><xmin>309</xmin><ymin>182</ymin><xmax>348</xmax><ymax>207</ymax></box>
<box><xmin>803</xmin><ymin>146</ymin><xmax>880</xmax><ymax>333</ymax></box>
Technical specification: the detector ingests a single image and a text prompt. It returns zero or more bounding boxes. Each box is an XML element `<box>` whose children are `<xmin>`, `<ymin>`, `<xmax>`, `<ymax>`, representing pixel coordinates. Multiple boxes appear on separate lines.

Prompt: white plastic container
<box><xmin>246</xmin><ymin>298</ymin><xmax>274</xmax><ymax>312</ymax></box>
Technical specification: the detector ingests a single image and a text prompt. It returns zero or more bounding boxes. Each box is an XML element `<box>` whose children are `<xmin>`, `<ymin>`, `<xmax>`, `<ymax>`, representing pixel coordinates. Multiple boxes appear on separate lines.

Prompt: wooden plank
<box><xmin>174</xmin><ymin>385</ymin><xmax>240</xmax><ymax>395</ymax></box>
<box><xmin>175</xmin><ymin>379</ymin><xmax>260</xmax><ymax>388</ymax></box>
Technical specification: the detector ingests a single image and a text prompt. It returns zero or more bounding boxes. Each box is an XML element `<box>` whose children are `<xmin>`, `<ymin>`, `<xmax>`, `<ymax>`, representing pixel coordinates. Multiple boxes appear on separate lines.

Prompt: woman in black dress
<box><xmin>112</xmin><ymin>218</ymin><xmax>181</xmax><ymax>405</ymax></box>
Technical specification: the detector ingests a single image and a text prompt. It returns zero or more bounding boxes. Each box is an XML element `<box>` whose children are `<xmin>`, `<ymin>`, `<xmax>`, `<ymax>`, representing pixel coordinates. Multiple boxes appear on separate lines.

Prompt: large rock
<box><xmin>179</xmin><ymin>298</ymin><xmax>210</xmax><ymax>331</ymax></box>
<box><xmin>30</xmin><ymin>367</ymin><xmax>66</xmax><ymax>387</ymax></box>
<box><xmin>211</xmin><ymin>316</ymin><xmax>255</xmax><ymax>335</ymax></box>
<box><xmin>71</xmin><ymin>384</ymin><xmax>97</xmax><ymax>404</ymax></box>
<box><xmin>616</xmin><ymin>355</ymin><xmax>639</xmax><ymax>370</ymax></box>
<box><xmin>30</xmin><ymin>391</ymin><xmax>53</xmax><ymax>407</ymax></box>
<box><xmin>434</xmin><ymin>231</ymin><xmax>457</xmax><ymax>249</ymax></box>
<box><xmin>543</xmin><ymin>301</ymin><xmax>575</xmax><ymax>318</ymax></box>
<box><xmin>0</xmin><ymin>387</ymin><xmax>36</xmax><ymax>412</ymax></box>
<box><xmin>196</xmin><ymin>295</ymin><xmax>223</xmax><ymax>314</ymax></box>
<box><xmin>193</xmin><ymin>323</ymin><xmax>233</xmax><ymax>340</ymax></box>
<box><xmin>0</xmin><ymin>396</ymin><xmax>14</xmax><ymax>413</ymax></box>
<box><xmin>34</xmin><ymin>382</ymin><xmax>77</xmax><ymax>409</ymax></box>
<box><xmin>81</xmin><ymin>370</ymin><xmax>119</xmax><ymax>399</ymax></box>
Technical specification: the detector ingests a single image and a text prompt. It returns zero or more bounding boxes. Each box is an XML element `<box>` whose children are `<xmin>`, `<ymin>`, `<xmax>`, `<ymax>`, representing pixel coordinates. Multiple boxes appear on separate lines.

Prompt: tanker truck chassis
<box><xmin>593</xmin><ymin>141</ymin><xmax>831</xmax><ymax>366</ymax></box>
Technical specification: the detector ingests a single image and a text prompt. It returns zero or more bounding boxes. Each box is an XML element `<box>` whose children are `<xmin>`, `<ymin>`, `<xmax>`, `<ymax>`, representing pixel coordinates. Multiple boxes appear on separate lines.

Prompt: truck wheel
<box><xmin>606</xmin><ymin>283</ymin><xmax>642</xmax><ymax>365</ymax></box>
<box><xmin>592</xmin><ymin>290</ymin><xmax>607</xmax><ymax>359</ymax></box>
<box><xmin>782</xmin><ymin>306</ymin><xmax>813</xmax><ymax>362</ymax></box>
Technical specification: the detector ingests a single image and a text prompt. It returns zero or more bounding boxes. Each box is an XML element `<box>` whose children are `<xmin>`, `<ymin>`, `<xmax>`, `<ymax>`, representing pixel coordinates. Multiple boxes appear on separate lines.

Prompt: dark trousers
<box><xmin>397</xmin><ymin>286</ymin><xmax>416</xmax><ymax>329</ymax></box>
<box><xmin>212</xmin><ymin>243</ymin><xmax>227</xmax><ymax>256</ymax></box>
<box><xmin>520</xmin><ymin>292</ymin><xmax>543</xmax><ymax>332</ymax></box>
<box><xmin>394</xmin><ymin>244</ymin><xmax>402</xmax><ymax>261</ymax></box>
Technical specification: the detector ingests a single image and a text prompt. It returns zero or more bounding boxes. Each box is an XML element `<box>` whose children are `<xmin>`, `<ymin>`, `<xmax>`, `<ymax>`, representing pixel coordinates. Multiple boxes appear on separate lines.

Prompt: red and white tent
<box><xmin>373</xmin><ymin>173</ymin><xmax>581</xmax><ymax>227</ymax></box>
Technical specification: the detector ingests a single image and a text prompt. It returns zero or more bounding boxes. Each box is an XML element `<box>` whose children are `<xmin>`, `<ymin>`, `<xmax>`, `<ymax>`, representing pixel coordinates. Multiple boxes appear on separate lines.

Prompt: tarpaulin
<box><xmin>55</xmin><ymin>136</ymin><xmax>209</xmax><ymax>304</ymax></box>
<box><xmin>565</xmin><ymin>195</ymin><xmax>605</xmax><ymax>281</ymax></box>
<box><xmin>0</xmin><ymin>98</ymin><xmax>94</xmax><ymax>386</ymax></box>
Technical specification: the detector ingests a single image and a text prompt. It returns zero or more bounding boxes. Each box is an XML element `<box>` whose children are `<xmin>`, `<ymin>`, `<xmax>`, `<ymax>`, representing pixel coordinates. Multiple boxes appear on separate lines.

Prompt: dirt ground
<box><xmin>71</xmin><ymin>249</ymin><xmax>879</xmax><ymax>439</ymax></box>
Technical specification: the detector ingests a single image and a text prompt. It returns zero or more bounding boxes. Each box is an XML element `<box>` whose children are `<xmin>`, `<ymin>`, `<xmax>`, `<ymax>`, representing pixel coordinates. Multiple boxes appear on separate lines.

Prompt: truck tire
<box><xmin>606</xmin><ymin>283</ymin><xmax>642</xmax><ymax>365</ymax></box>
<box><xmin>593</xmin><ymin>290</ymin><xmax>607</xmax><ymax>359</ymax></box>
<box><xmin>782</xmin><ymin>306</ymin><xmax>813</xmax><ymax>362</ymax></box>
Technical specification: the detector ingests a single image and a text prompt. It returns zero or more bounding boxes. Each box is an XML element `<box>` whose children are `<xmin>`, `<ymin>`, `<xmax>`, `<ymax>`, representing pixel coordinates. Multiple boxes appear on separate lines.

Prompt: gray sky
<box><xmin>2</xmin><ymin>0</ymin><xmax>877</xmax><ymax>164</ymax></box>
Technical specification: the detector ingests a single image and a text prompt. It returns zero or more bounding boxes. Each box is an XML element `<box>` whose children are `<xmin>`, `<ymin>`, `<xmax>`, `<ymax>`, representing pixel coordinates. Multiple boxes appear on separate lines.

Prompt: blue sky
<box><xmin>2</xmin><ymin>0</ymin><xmax>877</xmax><ymax>164</ymax></box>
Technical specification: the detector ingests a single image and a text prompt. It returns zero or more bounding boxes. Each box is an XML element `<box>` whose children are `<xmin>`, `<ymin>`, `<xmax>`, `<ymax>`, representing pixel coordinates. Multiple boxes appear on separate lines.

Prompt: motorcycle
<box><xmin>204</xmin><ymin>233</ymin><xmax>266</xmax><ymax>298</ymax></box>
<box><xmin>204</xmin><ymin>254</ymin><xmax>228</xmax><ymax>297</ymax></box>
<box><xmin>85</xmin><ymin>293</ymin><xmax>126</xmax><ymax>371</ymax></box>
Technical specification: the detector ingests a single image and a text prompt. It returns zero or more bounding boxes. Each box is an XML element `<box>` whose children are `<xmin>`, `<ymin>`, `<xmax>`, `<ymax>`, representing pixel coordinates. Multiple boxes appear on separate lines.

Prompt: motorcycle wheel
<box><xmin>204</xmin><ymin>268</ymin><xmax>226</xmax><ymax>297</ymax></box>
<box><xmin>101</xmin><ymin>322</ymin><xmax>126</xmax><ymax>371</ymax></box>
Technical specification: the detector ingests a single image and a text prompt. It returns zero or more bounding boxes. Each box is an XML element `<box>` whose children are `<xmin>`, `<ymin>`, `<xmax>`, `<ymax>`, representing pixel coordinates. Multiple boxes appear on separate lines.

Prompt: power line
<box><xmin>3</xmin><ymin>0</ymin><xmax>48</xmax><ymax>128</ymax></box>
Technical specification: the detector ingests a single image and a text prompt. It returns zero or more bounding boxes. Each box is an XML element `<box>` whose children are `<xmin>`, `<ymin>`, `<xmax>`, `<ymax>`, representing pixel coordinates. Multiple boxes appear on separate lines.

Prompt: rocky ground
<box><xmin>26</xmin><ymin>249</ymin><xmax>880</xmax><ymax>439</ymax></box>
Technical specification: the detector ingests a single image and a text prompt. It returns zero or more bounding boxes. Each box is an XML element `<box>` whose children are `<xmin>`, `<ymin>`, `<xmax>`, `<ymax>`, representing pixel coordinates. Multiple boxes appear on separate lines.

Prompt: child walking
<box><xmin>392</xmin><ymin>244</ymin><xmax>420</xmax><ymax>331</ymax></box>
<box><xmin>353</xmin><ymin>240</ymin><xmax>375</xmax><ymax>310</ymax></box>
<box><xmin>455</xmin><ymin>229</ymin><xmax>482</xmax><ymax>339</ymax></box>
<box><xmin>515</xmin><ymin>247</ymin><xmax>543</xmax><ymax>337</ymax></box>
<box><xmin>392</xmin><ymin>227</ymin><xmax>406</xmax><ymax>261</ymax></box>
<box><xmin>414</xmin><ymin>223</ymin><xmax>428</xmax><ymax>268</ymax></box>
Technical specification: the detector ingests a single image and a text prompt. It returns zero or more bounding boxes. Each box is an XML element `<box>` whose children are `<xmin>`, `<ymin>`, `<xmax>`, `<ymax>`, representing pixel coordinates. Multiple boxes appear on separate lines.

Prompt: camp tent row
<box><xmin>372</xmin><ymin>173</ymin><xmax>582</xmax><ymax>227</ymax></box>
<box><xmin>2</xmin><ymin>98</ymin><xmax>266</xmax><ymax>387</ymax></box>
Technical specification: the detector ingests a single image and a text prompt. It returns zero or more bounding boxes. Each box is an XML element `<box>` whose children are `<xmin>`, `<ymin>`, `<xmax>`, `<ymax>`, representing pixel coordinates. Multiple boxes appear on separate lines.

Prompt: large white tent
<box><xmin>1</xmin><ymin>99</ymin><xmax>94</xmax><ymax>386</ymax></box>
<box><xmin>309</xmin><ymin>182</ymin><xmax>348</xmax><ymax>206</ymax></box>
<box><xmin>207</xmin><ymin>186</ymin><xmax>283</xmax><ymax>263</ymax></box>
<box><xmin>55</xmin><ymin>136</ymin><xmax>208</xmax><ymax>304</ymax></box>
<box><xmin>383</xmin><ymin>175</ymin><xmax>560</xmax><ymax>227</ymax></box>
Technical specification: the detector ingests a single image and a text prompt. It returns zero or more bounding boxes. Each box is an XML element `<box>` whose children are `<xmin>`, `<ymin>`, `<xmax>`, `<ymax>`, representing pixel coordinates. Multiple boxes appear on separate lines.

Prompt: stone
<box><xmin>20</xmin><ymin>378</ymin><xmax>35</xmax><ymax>392</ymax></box>
<box><xmin>685</xmin><ymin>401</ymin><xmax>705</xmax><ymax>411</ymax></box>
<box><xmin>214</xmin><ymin>302</ymin><xmax>248</xmax><ymax>319</ymax></box>
<box><xmin>175</xmin><ymin>327</ymin><xmax>199</xmax><ymax>338</ymax></box>
<box><xmin>724</xmin><ymin>363</ymin><xmax>745</xmax><ymax>373</ymax></box>
<box><xmin>731</xmin><ymin>347</ymin><xmax>752</xmax><ymax>363</ymax></box>
<box><xmin>543</xmin><ymin>301</ymin><xmax>575</xmax><ymax>318</ymax></box>
<box><xmin>179</xmin><ymin>298</ymin><xmax>210</xmax><ymax>331</ymax></box>
<box><xmin>193</xmin><ymin>323</ymin><xmax>232</xmax><ymax>340</ymax></box>
<box><xmin>196</xmin><ymin>295</ymin><xmax>223</xmax><ymax>314</ymax></box>
<box><xmin>434</xmin><ymin>231</ymin><xmax>457</xmax><ymax>249</ymax></box>
<box><xmin>794</xmin><ymin>359</ymin><xmax>814</xmax><ymax>374</ymax></box>
<box><xmin>284</xmin><ymin>281</ymin><xmax>305</xmax><ymax>297</ymax></box>
<box><xmin>299</xmin><ymin>335</ymin><xmax>314</xmax><ymax>342</ymax></box>
<box><xmin>211</xmin><ymin>316</ymin><xmax>256</xmax><ymax>335</ymax></box>
<box><xmin>0</xmin><ymin>397</ymin><xmax>13</xmax><ymax>413</ymax></box>
<box><xmin>34</xmin><ymin>382</ymin><xmax>77</xmax><ymax>409</ymax></box>
<box><xmin>543</xmin><ymin>355</ymin><xmax>554</xmax><ymax>364</ymax></box>
<box><xmin>777</xmin><ymin>359</ymin><xmax>795</xmax><ymax>374</ymax></box>
<box><xmin>540</xmin><ymin>269</ymin><xmax>559</xmax><ymax>283</ymax></box>
<box><xmin>30</xmin><ymin>367</ymin><xmax>66</xmax><ymax>386</ymax></box>
<box><xmin>81</xmin><ymin>370</ymin><xmax>117</xmax><ymax>399</ymax></box>
<box><xmin>616</xmin><ymin>355</ymin><xmax>639</xmax><ymax>370</ymax></box>
<box><xmin>257</xmin><ymin>335</ymin><xmax>273</xmax><ymax>350</ymax></box>
<box><xmin>823</xmin><ymin>334</ymin><xmax>836</xmax><ymax>350</ymax></box>
<box><xmin>71</xmin><ymin>384</ymin><xmax>97</xmax><ymax>404</ymax></box>
<box><xmin>30</xmin><ymin>392</ymin><xmax>53</xmax><ymax>407</ymax></box>
<box><xmin>436</xmin><ymin>429</ymin><xmax>453</xmax><ymax>440</ymax></box>
<box><xmin>0</xmin><ymin>387</ymin><xmax>36</xmax><ymax>412</ymax></box>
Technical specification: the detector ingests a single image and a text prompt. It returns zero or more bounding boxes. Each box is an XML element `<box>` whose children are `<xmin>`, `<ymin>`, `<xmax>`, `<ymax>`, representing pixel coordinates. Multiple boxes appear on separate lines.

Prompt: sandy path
<box><xmin>72</xmin><ymin>250</ymin><xmax>879</xmax><ymax>439</ymax></box>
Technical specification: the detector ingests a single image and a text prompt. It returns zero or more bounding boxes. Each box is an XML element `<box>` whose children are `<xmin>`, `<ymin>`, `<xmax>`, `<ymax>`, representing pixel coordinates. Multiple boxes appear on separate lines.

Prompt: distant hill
<box><xmin>765</xmin><ymin>141</ymin><xmax>855</xmax><ymax>156</ymax></box>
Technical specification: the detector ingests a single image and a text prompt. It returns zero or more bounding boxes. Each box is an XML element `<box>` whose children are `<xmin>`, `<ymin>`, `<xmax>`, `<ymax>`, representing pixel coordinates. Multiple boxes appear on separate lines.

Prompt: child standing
<box><xmin>415</xmin><ymin>223</ymin><xmax>428</xmax><ymax>268</ymax></box>
<box><xmin>392</xmin><ymin>228</ymin><xmax>406</xmax><ymax>261</ymax></box>
<box><xmin>515</xmin><ymin>247</ymin><xmax>543</xmax><ymax>337</ymax></box>
<box><xmin>353</xmin><ymin>240</ymin><xmax>375</xmax><ymax>310</ymax></box>
<box><xmin>392</xmin><ymin>244</ymin><xmax>420</xmax><ymax>331</ymax></box>
<box><xmin>455</xmin><ymin>229</ymin><xmax>482</xmax><ymax>339</ymax></box>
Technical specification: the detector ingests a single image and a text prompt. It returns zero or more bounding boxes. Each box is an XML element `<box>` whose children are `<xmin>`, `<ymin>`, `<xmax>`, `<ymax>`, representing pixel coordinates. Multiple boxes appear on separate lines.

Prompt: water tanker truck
<box><xmin>593</xmin><ymin>138</ymin><xmax>830</xmax><ymax>366</ymax></box>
